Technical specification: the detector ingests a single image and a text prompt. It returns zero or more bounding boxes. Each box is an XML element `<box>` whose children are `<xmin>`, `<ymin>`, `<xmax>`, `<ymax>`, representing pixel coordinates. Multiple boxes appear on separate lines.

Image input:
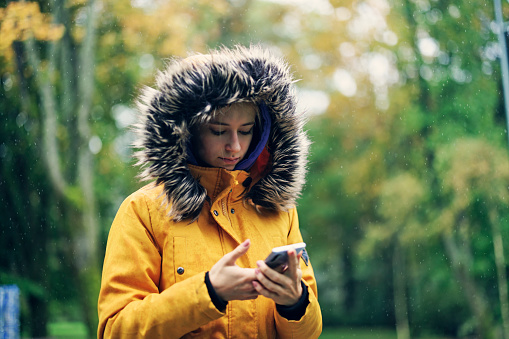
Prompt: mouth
<box><xmin>219</xmin><ymin>157</ymin><xmax>240</xmax><ymax>165</ymax></box>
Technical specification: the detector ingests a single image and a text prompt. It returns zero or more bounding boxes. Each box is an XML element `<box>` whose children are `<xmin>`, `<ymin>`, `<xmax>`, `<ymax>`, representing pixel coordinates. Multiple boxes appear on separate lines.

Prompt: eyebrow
<box><xmin>209</xmin><ymin>121</ymin><xmax>255</xmax><ymax>126</ymax></box>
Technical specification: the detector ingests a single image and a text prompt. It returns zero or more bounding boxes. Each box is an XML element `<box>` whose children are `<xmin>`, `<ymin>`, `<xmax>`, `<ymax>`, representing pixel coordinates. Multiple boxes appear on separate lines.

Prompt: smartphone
<box><xmin>264</xmin><ymin>242</ymin><xmax>306</xmax><ymax>272</ymax></box>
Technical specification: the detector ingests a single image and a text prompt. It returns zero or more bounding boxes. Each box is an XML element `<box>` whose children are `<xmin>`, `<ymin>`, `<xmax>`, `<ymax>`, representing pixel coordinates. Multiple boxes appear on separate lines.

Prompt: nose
<box><xmin>225</xmin><ymin>132</ymin><xmax>241</xmax><ymax>153</ymax></box>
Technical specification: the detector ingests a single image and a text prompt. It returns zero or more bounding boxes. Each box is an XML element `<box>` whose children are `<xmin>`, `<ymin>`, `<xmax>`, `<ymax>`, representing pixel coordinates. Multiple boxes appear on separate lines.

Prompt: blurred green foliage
<box><xmin>1</xmin><ymin>0</ymin><xmax>509</xmax><ymax>338</ymax></box>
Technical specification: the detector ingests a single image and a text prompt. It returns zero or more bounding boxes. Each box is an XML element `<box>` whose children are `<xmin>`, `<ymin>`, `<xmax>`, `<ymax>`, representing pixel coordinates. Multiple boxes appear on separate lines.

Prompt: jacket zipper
<box><xmin>222</xmin><ymin>195</ymin><xmax>231</xmax><ymax>223</ymax></box>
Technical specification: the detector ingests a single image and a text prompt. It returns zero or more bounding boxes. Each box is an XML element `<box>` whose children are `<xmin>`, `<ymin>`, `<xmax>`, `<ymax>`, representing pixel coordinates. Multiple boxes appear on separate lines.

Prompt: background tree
<box><xmin>1</xmin><ymin>0</ymin><xmax>103</xmax><ymax>334</ymax></box>
<box><xmin>434</xmin><ymin>138</ymin><xmax>509</xmax><ymax>338</ymax></box>
<box><xmin>2</xmin><ymin>0</ymin><xmax>509</xmax><ymax>337</ymax></box>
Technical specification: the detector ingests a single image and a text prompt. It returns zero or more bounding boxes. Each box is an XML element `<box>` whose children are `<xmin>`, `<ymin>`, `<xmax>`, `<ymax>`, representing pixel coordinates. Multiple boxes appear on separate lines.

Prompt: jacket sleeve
<box><xmin>97</xmin><ymin>192</ymin><xmax>224</xmax><ymax>339</ymax></box>
<box><xmin>274</xmin><ymin>207</ymin><xmax>323</xmax><ymax>339</ymax></box>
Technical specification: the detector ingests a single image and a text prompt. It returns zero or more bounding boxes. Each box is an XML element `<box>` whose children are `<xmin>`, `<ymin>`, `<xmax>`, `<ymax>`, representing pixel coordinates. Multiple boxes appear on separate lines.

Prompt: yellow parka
<box><xmin>98</xmin><ymin>166</ymin><xmax>322</xmax><ymax>338</ymax></box>
<box><xmin>98</xmin><ymin>45</ymin><xmax>322</xmax><ymax>338</ymax></box>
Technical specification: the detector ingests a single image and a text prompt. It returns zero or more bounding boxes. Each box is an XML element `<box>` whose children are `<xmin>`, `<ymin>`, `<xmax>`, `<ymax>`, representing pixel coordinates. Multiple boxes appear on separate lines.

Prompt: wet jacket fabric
<box><xmin>97</xmin><ymin>45</ymin><xmax>322</xmax><ymax>338</ymax></box>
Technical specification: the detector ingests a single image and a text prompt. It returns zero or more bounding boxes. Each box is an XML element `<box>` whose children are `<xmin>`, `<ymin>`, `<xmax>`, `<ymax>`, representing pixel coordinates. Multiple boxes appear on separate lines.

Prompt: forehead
<box><xmin>211</xmin><ymin>102</ymin><xmax>258</xmax><ymax>123</ymax></box>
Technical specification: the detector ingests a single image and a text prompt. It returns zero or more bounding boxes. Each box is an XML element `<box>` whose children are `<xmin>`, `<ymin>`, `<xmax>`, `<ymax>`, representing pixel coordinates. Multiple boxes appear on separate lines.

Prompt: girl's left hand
<box><xmin>252</xmin><ymin>249</ymin><xmax>303</xmax><ymax>306</ymax></box>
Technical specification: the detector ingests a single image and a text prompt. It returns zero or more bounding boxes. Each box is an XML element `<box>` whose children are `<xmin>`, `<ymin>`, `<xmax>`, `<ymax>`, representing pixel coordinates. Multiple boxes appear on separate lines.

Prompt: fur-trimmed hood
<box><xmin>133</xmin><ymin>45</ymin><xmax>310</xmax><ymax>221</ymax></box>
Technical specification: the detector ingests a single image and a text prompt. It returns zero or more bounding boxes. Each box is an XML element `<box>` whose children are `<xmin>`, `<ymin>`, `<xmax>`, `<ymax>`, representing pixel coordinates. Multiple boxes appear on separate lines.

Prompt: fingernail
<box><xmin>243</xmin><ymin>239</ymin><xmax>250</xmax><ymax>247</ymax></box>
<box><xmin>255</xmin><ymin>268</ymin><xmax>260</xmax><ymax>274</ymax></box>
<box><xmin>256</xmin><ymin>261</ymin><xmax>262</xmax><ymax>267</ymax></box>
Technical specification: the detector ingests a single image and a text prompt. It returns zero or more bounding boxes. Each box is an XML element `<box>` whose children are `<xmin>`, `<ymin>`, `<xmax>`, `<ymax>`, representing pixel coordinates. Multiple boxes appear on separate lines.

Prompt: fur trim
<box><xmin>133</xmin><ymin>45</ymin><xmax>309</xmax><ymax>221</ymax></box>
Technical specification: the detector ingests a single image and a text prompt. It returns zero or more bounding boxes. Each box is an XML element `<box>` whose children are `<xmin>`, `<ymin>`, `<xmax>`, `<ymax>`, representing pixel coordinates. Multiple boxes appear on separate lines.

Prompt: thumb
<box><xmin>224</xmin><ymin>239</ymin><xmax>250</xmax><ymax>265</ymax></box>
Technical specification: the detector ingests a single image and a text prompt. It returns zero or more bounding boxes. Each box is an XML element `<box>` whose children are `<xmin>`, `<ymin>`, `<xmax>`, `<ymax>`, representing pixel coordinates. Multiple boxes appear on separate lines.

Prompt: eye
<box><xmin>239</xmin><ymin>128</ymin><xmax>253</xmax><ymax>136</ymax></box>
<box><xmin>210</xmin><ymin>128</ymin><xmax>225</xmax><ymax>136</ymax></box>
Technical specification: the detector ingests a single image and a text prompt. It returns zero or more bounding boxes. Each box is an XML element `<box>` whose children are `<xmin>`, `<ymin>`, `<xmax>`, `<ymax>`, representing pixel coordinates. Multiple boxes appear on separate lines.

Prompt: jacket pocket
<box><xmin>173</xmin><ymin>236</ymin><xmax>187</xmax><ymax>282</ymax></box>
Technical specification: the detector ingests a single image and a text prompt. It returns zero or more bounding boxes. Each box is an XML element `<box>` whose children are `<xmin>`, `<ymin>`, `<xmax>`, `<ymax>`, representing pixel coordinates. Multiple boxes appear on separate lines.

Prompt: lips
<box><xmin>220</xmin><ymin>157</ymin><xmax>240</xmax><ymax>165</ymax></box>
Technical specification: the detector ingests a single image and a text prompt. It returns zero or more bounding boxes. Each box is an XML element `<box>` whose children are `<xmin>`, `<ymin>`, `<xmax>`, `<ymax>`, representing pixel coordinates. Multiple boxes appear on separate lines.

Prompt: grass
<box><xmin>321</xmin><ymin>327</ymin><xmax>398</xmax><ymax>339</ymax></box>
<box><xmin>46</xmin><ymin>322</ymin><xmax>88</xmax><ymax>338</ymax></box>
<box><xmin>45</xmin><ymin>322</ymin><xmax>451</xmax><ymax>338</ymax></box>
<box><xmin>321</xmin><ymin>327</ymin><xmax>453</xmax><ymax>339</ymax></box>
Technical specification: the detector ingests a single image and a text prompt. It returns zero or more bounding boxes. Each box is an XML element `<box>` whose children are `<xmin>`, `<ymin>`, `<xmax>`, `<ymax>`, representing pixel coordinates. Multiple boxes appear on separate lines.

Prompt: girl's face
<box><xmin>195</xmin><ymin>103</ymin><xmax>257</xmax><ymax>170</ymax></box>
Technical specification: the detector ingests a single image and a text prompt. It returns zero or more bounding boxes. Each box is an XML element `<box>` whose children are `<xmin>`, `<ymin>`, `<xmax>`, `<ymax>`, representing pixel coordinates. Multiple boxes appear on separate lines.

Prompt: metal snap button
<box><xmin>231</xmin><ymin>208</ymin><xmax>235</xmax><ymax>214</ymax></box>
<box><xmin>213</xmin><ymin>210</ymin><xmax>219</xmax><ymax>216</ymax></box>
<box><xmin>177</xmin><ymin>267</ymin><xmax>185</xmax><ymax>275</ymax></box>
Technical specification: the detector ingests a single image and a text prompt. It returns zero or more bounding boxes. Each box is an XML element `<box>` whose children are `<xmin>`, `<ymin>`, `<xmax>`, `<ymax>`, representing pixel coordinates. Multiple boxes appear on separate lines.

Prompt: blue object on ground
<box><xmin>0</xmin><ymin>285</ymin><xmax>19</xmax><ymax>339</ymax></box>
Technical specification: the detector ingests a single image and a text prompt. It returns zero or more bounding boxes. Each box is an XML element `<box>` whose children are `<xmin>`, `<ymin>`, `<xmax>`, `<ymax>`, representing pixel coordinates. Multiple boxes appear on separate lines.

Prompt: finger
<box><xmin>297</xmin><ymin>251</ymin><xmax>303</xmax><ymax>260</ymax></box>
<box><xmin>232</xmin><ymin>266</ymin><xmax>256</xmax><ymax>285</ymax></box>
<box><xmin>256</xmin><ymin>260</ymin><xmax>284</xmax><ymax>283</ymax></box>
<box><xmin>240</xmin><ymin>267</ymin><xmax>258</xmax><ymax>280</ymax></box>
<box><xmin>223</xmin><ymin>239</ymin><xmax>250</xmax><ymax>265</ymax></box>
<box><xmin>255</xmin><ymin>268</ymin><xmax>279</xmax><ymax>291</ymax></box>
<box><xmin>255</xmin><ymin>267</ymin><xmax>290</xmax><ymax>296</ymax></box>
<box><xmin>252</xmin><ymin>280</ymin><xmax>278</xmax><ymax>300</ymax></box>
<box><xmin>285</xmin><ymin>250</ymin><xmax>299</xmax><ymax>278</ymax></box>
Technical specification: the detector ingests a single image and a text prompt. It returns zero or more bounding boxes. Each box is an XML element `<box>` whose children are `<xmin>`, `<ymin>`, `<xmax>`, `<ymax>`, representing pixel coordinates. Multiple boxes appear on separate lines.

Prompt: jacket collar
<box><xmin>188</xmin><ymin>165</ymin><xmax>250</xmax><ymax>204</ymax></box>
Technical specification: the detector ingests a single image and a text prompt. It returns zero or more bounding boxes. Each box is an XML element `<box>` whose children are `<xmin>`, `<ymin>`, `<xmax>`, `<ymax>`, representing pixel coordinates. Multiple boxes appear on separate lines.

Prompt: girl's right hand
<box><xmin>209</xmin><ymin>239</ymin><xmax>259</xmax><ymax>301</ymax></box>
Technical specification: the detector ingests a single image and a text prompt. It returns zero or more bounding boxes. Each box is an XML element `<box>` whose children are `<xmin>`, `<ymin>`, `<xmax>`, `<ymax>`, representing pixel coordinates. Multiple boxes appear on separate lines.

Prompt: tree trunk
<box><xmin>76</xmin><ymin>0</ymin><xmax>100</xmax><ymax>333</ymax></box>
<box><xmin>488</xmin><ymin>208</ymin><xmax>509</xmax><ymax>339</ymax></box>
<box><xmin>442</xmin><ymin>233</ymin><xmax>494</xmax><ymax>338</ymax></box>
<box><xmin>22</xmin><ymin>0</ymin><xmax>101</xmax><ymax>334</ymax></box>
<box><xmin>24</xmin><ymin>36</ymin><xmax>68</xmax><ymax>198</ymax></box>
<box><xmin>393</xmin><ymin>241</ymin><xmax>411</xmax><ymax>339</ymax></box>
<box><xmin>343</xmin><ymin>246</ymin><xmax>355</xmax><ymax>310</ymax></box>
<box><xmin>27</xmin><ymin>294</ymin><xmax>49</xmax><ymax>337</ymax></box>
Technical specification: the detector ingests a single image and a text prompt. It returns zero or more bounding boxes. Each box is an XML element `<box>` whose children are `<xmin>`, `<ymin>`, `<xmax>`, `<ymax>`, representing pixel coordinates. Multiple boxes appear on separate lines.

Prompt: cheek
<box><xmin>199</xmin><ymin>136</ymin><xmax>221</xmax><ymax>157</ymax></box>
